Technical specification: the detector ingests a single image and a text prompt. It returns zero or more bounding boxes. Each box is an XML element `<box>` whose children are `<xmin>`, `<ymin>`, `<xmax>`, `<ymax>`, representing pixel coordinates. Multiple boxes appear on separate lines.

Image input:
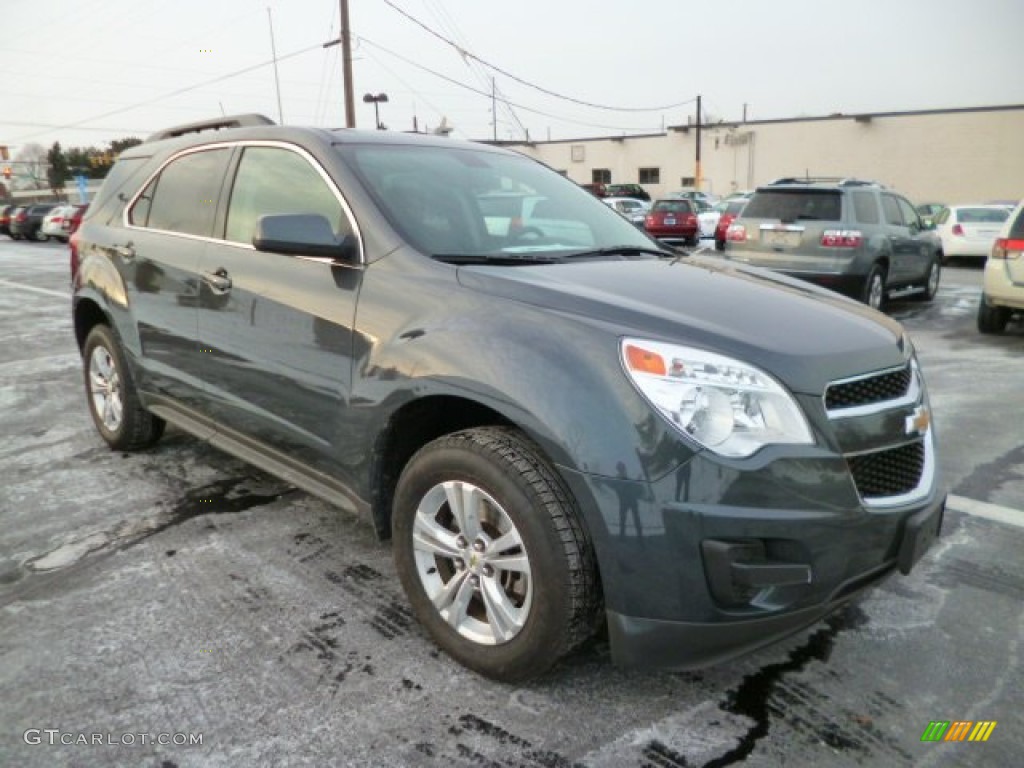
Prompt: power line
<box><xmin>381</xmin><ymin>0</ymin><xmax>695</xmax><ymax>113</ymax></box>
<box><xmin>359</xmin><ymin>37</ymin><xmax>663</xmax><ymax>134</ymax></box>
<box><xmin>10</xmin><ymin>43</ymin><xmax>323</xmax><ymax>143</ymax></box>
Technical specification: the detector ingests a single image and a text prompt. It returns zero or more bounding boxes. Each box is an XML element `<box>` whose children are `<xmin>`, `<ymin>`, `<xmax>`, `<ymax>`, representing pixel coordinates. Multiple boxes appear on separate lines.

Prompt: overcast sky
<box><xmin>2</xmin><ymin>0</ymin><xmax>1023</xmax><ymax>154</ymax></box>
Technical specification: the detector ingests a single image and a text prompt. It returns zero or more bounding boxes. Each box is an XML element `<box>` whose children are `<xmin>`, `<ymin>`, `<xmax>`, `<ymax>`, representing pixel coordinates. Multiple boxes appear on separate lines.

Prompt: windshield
<box><xmin>336</xmin><ymin>143</ymin><xmax>655</xmax><ymax>259</ymax></box>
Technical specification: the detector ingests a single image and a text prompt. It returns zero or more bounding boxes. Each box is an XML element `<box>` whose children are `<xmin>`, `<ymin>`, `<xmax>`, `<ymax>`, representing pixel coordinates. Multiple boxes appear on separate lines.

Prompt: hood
<box><xmin>456</xmin><ymin>256</ymin><xmax>909</xmax><ymax>395</ymax></box>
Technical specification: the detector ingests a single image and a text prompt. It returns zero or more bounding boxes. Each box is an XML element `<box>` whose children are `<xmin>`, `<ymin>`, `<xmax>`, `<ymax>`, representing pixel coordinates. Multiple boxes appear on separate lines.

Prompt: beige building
<box><xmin>504</xmin><ymin>104</ymin><xmax>1024</xmax><ymax>205</ymax></box>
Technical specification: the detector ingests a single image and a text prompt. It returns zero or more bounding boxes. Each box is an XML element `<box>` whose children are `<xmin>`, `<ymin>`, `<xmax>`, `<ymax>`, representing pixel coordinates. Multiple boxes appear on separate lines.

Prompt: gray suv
<box><xmin>71</xmin><ymin>117</ymin><xmax>945</xmax><ymax>682</ymax></box>
<box><xmin>722</xmin><ymin>177</ymin><xmax>943</xmax><ymax>309</ymax></box>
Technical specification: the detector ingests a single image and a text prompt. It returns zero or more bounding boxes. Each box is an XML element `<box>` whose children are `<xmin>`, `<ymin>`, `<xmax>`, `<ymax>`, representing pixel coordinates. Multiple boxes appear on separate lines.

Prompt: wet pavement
<box><xmin>1</xmin><ymin>240</ymin><xmax>1022</xmax><ymax>767</ymax></box>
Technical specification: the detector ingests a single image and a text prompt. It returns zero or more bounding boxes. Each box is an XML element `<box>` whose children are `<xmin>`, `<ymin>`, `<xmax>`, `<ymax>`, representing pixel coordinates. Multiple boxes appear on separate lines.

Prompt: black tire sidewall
<box><xmin>393</xmin><ymin>433</ymin><xmax>578</xmax><ymax>682</ymax></box>
<box><xmin>863</xmin><ymin>264</ymin><xmax>886</xmax><ymax>309</ymax></box>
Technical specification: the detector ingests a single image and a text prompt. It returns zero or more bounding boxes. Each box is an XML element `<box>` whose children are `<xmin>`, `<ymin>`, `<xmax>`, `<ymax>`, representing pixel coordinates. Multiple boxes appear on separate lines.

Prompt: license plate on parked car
<box><xmin>762</xmin><ymin>229</ymin><xmax>802</xmax><ymax>247</ymax></box>
<box><xmin>665</xmin><ymin>217</ymin><xmax>676</xmax><ymax>225</ymax></box>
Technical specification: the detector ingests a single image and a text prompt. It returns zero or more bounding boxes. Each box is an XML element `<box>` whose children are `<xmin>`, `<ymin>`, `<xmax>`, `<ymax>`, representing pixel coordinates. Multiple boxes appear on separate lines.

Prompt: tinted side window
<box><xmin>225</xmin><ymin>146</ymin><xmax>348</xmax><ymax>244</ymax></box>
<box><xmin>896</xmin><ymin>197</ymin><xmax>920</xmax><ymax>228</ymax></box>
<box><xmin>881</xmin><ymin>195</ymin><xmax>903</xmax><ymax>226</ymax></box>
<box><xmin>934</xmin><ymin>208</ymin><xmax>950</xmax><ymax>225</ymax></box>
<box><xmin>852</xmin><ymin>191</ymin><xmax>880</xmax><ymax>224</ymax></box>
<box><xmin>134</xmin><ymin>149</ymin><xmax>231</xmax><ymax>236</ymax></box>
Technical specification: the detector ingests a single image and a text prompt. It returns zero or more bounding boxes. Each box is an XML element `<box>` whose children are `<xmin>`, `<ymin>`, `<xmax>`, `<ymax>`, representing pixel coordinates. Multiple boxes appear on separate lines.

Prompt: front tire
<box><xmin>392</xmin><ymin>427</ymin><xmax>599</xmax><ymax>682</ymax></box>
<box><xmin>912</xmin><ymin>257</ymin><xmax>941</xmax><ymax>302</ymax></box>
<box><xmin>977</xmin><ymin>293</ymin><xmax>1010</xmax><ymax>334</ymax></box>
<box><xmin>83</xmin><ymin>325</ymin><xmax>165</xmax><ymax>450</ymax></box>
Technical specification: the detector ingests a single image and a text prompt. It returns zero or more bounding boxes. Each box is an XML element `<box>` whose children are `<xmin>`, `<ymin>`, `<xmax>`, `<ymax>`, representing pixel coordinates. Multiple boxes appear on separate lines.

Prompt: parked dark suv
<box><xmin>9</xmin><ymin>203</ymin><xmax>58</xmax><ymax>241</ymax></box>
<box><xmin>72</xmin><ymin>116</ymin><xmax>945</xmax><ymax>682</ymax></box>
<box><xmin>723</xmin><ymin>177</ymin><xmax>943</xmax><ymax>309</ymax></box>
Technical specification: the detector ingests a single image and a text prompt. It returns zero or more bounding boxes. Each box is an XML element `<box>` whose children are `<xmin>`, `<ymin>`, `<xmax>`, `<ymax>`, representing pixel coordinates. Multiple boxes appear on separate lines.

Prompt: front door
<box><xmin>196</xmin><ymin>144</ymin><xmax>363</xmax><ymax>476</ymax></box>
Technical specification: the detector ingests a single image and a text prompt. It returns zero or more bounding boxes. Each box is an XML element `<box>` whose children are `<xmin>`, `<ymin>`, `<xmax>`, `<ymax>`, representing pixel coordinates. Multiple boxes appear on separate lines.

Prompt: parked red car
<box><xmin>644</xmin><ymin>198</ymin><xmax>699</xmax><ymax>246</ymax></box>
<box><xmin>714</xmin><ymin>199</ymin><xmax>749</xmax><ymax>250</ymax></box>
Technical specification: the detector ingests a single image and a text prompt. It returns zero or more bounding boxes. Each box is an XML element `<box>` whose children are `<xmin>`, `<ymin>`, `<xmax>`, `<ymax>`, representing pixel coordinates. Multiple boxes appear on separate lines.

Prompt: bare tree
<box><xmin>12</xmin><ymin>143</ymin><xmax>48</xmax><ymax>191</ymax></box>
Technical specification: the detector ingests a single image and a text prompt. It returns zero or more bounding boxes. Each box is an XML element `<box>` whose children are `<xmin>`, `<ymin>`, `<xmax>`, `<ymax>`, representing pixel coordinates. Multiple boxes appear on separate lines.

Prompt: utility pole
<box><xmin>323</xmin><ymin>0</ymin><xmax>356</xmax><ymax>127</ymax></box>
<box><xmin>339</xmin><ymin>0</ymin><xmax>355</xmax><ymax>127</ymax></box>
<box><xmin>491</xmin><ymin>78</ymin><xmax>497</xmax><ymax>142</ymax></box>
<box><xmin>695</xmin><ymin>94</ymin><xmax>703</xmax><ymax>192</ymax></box>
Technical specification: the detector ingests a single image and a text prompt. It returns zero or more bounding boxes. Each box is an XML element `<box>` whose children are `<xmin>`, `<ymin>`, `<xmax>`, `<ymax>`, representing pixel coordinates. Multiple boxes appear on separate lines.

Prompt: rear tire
<box><xmin>862</xmin><ymin>263</ymin><xmax>887</xmax><ymax>310</ymax></box>
<box><xmin>83</xmin><ymin>324</ymin><xmax>166</xmax><ymax>450</ymax></box>
<box><xmin>392</xmin><ymin>427</ymin><xmax>599</xmax><ymax>683</ymax></box>
<box><xmin>977</xmin><ymin>293</ymin><xmax>1010</xmax><ymax>334</ymax></box>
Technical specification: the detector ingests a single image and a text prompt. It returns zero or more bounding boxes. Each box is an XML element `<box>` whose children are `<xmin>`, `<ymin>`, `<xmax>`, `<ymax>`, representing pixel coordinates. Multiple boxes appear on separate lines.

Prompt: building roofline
<box><xmin>677</xmin><ymin>103</ymin><xmax>1024</xmax><ymax>132</ymax></box>
<box><xmin>496</xmin><ymin>103</ymin><xmax>1024</xmax><ymax>148</ymax></box>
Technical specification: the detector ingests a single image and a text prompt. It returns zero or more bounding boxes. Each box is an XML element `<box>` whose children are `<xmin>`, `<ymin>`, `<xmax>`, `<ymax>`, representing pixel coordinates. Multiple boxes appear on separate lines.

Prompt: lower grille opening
<box><xmin>848</xmin><ymin>440</ymin><xmax>925</xmax><ymax>499</ymax></box>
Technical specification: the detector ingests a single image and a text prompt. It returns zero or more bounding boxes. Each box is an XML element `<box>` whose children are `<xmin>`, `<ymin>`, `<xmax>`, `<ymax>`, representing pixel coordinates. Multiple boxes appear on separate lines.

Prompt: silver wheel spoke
<box><xmin>489</xmin><ymin>529</ymin><xmax>522</xmax><ymax>555</ymax></box>
<box><xmin>89</xmin><ymin>372</ymin><xmax>107</xmax><ymax>394</ymax></box>
<box><xmin>487</xmin><ymin>552</ymin><xmax>530</xmax><ymax>575</ymax></box>
<box><xmin>412</xmin><ymin>509</ymin><xmax>462</xmax><ymax>559</ymax></box>
<box><xmin>102</xmin><ymin>397</ymin><xmax>114</xmax><ymax>429</ymax></box>
<box><xmin>437</xmin><ymin>573</ymin><xmax>475</xmax><ymax>630</ymax></box>
<box><xmin>480</xmin><ymin>577</ymin><xmax>521</xmax><ymax>643</ymax></box>
<box><xmin>444</xmin><ymin>481</ymin><xmax>482</xmax><ymax>539</ymax></box>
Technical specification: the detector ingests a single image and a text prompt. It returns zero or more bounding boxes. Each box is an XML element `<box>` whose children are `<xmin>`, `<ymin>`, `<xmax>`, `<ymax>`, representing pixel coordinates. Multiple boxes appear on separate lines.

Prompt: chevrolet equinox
<box><xmin>71</xmin><ymin>115</ymin><xmax>945</xmax><ymax>682</ymax></box>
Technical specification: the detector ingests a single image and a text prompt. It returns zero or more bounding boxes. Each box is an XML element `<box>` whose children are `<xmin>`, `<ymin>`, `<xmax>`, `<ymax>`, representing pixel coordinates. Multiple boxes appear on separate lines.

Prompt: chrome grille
<box><xmin>847</xmin><ymin>441</ymin><xmax>925</xmax><ymax>499</ymax></box>
<box><xmin>825</xmin><ymin>365</ymin><xmax>912</xmax><ymax>411</ymax></box>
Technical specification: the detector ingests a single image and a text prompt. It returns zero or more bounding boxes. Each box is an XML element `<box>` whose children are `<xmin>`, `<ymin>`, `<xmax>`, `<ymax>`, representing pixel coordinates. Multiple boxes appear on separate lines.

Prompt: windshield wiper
<box><xmin>562</xmin><ymin>245</ymin><xmax>673</xmax><ymax>260</ymax></box>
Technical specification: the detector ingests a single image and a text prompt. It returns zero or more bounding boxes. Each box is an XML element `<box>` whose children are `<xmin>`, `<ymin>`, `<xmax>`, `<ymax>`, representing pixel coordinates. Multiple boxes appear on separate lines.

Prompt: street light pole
<box><xmin>363</xmin><ymin>93</ymin><xmax>388</xmax><ymax>130</ymax></box>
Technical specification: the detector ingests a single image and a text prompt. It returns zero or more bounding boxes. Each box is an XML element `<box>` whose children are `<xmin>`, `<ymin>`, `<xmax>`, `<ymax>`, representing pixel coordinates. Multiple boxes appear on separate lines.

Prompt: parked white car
<box><xmin>698</xmin><ymin>199</ymin><xmax>734</xmax><ymax>238</ymax></box>
<box><xmin>602</xmin><ymin>196</ymin><xmax>650</xmax><ymax>226</ymax></box>
<box><xmin>934</xmin><ymin>204</ymin><xmax>1011</xmax><ymax>260</ymax></box>
<box><xmin>41</xmin><ymin>205</ymin><xmax>73</xmax><ymax>242</ymax></box>
<box><xmin>978</xmin><ymin>198</ymin><xmax>1024</xmax><ymax>334</ymax></box>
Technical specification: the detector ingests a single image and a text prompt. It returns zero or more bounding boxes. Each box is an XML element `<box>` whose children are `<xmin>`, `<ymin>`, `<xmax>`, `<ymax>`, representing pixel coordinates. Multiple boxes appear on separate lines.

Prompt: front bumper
<box><xmin>606</xmin><ymin>494</ymin><xmax>944</xmax><ymax>668</ymax></box>
<box><xmin>558</xmin><ymin>446</ymin><xmax>945</xmax><ymax>670</ymax></box>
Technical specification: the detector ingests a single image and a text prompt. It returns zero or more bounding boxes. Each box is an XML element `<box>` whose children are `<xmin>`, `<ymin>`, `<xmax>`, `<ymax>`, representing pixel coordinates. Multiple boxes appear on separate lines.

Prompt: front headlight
<box><xmin>621</xmin><ymin>339</ymin><xmax>814</xmax><ymax>458</ymax></box>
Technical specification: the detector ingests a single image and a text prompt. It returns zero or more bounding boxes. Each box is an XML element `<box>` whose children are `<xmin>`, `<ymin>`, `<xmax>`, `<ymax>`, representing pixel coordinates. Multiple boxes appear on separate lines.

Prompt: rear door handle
<box><xmin>201</xmin><ymin>268</ymin><xmax>232</xmax><ymax>292</ymax></box>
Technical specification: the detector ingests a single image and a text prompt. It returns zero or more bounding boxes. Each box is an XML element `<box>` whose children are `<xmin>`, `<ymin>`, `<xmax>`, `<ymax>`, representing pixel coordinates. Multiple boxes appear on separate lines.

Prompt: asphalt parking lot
<box><xmin>1</xmin><ymin>238</ymin><xmax>1022</xmax><ymax>768</ymax></box>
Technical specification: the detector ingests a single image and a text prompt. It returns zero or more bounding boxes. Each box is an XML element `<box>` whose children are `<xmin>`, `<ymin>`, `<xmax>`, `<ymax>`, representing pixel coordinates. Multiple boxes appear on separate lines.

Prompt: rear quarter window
<box><xmin>852</xmin><ymin>191</ymin><xmax>880</xmax><ymax>224</ymax></box>
<box><xmin>1010</xmin><ymin>207</ymin><xmax>1024</xmax><ymax>239</ymax></box>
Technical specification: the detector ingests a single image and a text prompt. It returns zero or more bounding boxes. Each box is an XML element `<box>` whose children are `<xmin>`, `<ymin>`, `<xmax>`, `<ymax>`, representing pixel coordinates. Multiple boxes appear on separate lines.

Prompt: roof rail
<box><xmin>146</xmin><ymin>114</ymin><xmax>275</xmax><ymax>143</ymax></box>
<box><xmin>767</xmin><ymin>175</ymin><xmax>884</xmax><ymax>188</ymax></box>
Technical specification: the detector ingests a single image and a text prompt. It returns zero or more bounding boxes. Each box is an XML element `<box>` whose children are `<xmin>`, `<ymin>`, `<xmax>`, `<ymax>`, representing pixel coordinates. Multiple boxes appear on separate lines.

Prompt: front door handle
<box><xmin>201</xmin><ymin>268</ymin><xmax>232</xmax><ymax>292</ymax></box>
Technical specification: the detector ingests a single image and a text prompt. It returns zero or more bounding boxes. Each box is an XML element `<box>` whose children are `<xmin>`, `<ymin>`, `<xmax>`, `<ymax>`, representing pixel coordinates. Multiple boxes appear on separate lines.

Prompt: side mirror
<box><xmin>253</xmin><ymin>214</ymin><xmax>357</xmax><ymax>261</ymax></box>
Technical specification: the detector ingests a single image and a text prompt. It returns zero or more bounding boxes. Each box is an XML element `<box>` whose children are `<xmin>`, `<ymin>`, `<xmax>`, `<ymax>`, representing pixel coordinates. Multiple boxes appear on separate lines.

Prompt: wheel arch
<box><xmin>73</xmin><ymin>297</ymin><xmax>110</xmax><ymax>353</ymax></box>
<box><xmin>368</xmin><ymin>395</ymin><xmax>517</xmax><ymax>539</ymax></box>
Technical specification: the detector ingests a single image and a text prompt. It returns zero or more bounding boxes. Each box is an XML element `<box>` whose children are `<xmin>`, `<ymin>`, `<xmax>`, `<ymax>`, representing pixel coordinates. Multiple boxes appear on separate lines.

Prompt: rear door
<box><xmin>123</xmin><ymin>146</ymin><xmax>233</xmax><ymax>408</ymax></box>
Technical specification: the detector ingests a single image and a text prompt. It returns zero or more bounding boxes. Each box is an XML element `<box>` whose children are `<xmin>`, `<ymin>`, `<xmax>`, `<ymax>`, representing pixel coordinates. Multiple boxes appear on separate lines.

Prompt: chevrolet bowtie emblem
<box><xmin>906</xmin><ymin>405</ymin><xmax>931</xmax><ymax>437</ymax></box>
